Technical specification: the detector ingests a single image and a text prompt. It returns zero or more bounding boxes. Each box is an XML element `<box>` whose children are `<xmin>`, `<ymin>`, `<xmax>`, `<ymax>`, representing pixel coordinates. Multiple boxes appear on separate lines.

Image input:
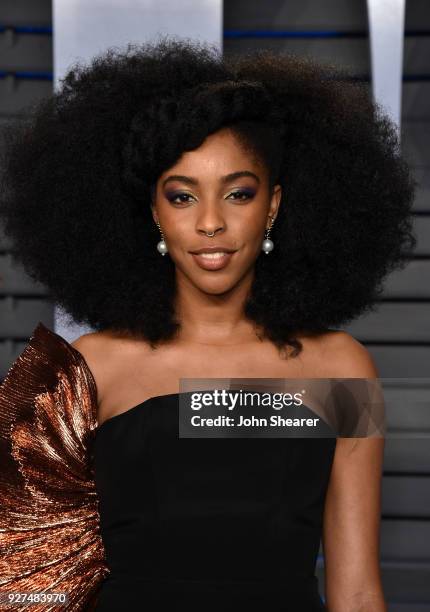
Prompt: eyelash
<box><xmin>167</xmin><ymin>190</ymin><xmax>255</xmax><ymax>205</ymax></box>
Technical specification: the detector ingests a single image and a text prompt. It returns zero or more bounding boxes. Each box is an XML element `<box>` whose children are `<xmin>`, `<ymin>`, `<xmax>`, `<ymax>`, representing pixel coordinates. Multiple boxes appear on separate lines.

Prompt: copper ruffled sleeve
<box><xmin>0</xmin><ymin>322</ymin><xmax>109</xmax><ymax>610</ymax></box>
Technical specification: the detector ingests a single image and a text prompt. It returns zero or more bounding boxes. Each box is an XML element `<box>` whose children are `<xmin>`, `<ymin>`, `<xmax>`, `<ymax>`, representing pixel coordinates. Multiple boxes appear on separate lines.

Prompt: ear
<box><xmin>149</xmin><ymin>184</ymin><xmax>158</xmax><ymax>222</ymax></box>
<box><xmin>151</xmin><ymin>203</ymin><xmax>158</xmax><ymax>225</ymax></box>
<box><xmin>268</xmin><ymin>184</ymin><xmax>282</xmax><ymax>224</ymax></box>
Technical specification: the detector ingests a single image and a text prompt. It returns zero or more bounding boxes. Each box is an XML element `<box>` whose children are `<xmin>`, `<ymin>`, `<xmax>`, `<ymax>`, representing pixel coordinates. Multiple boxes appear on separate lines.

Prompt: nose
<box><xmin>198</xmin><ymin>226</ymin><xmax>223</xmax><ymax>237</ymax></box>
<box><xmin>196</xmin><ymin>202</ymin><xmax>225</xmax><ymax>237</ymax></box>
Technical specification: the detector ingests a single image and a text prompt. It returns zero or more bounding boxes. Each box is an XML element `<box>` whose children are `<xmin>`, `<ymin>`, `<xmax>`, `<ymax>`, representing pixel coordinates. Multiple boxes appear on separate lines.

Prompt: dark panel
<box><xmin>382</xmin><ymin>476</ymin><xmax>430</xmax><ymax>516</ymax></box>
<box><xmin>0</xmin><ymin>297</ymin><xmax>53</xmax><ymax>336</ymax></box>
<box><xmin>0</xmin><ymin>1</ymin><xmax>51</xmax><ymax>25</ymax></box>
<box><xmin>412</xmin><ymin>168</ymin><xmax>430</xmax><ymax>212</ymax></box>
<box><xmin>224</xmin><ymin>0</ymin><xmax>367</xmax><ymax>29</ymax></box>
<box><xmin>414</xmin><ymin>216</ymin><xmax>430</xmax><ymax>254</ymax></box>
<box><xmin>366</xmin><ymin>345</ymin><xmax>430</xmax><ymax>376</ymax></box>
<box><xmin>0</xmin><ymin>32</ymin><xmax>52</xmax><ymax>72</ymax></box>
<box><xmin>345</xmin><ymin>303</ymin><xmax>430</xmax><ymax>342</ymax></box>
<box><xmin>384</xmin><ymin>436</ymin><xmax>430</xmax><ymax>473</ymax></box>
<box><xmin>0</xmin><ymin>79</ymin><xmax>52</xmax><ymax>114</ymax></box>
<box><xmin>382</xmin><ymin>260</ymin><xmax>430</xmax><ymax>298</ymax></box>
<box><xmin>0</xmin><ymin>254</ymin><xmax>48</xmax><ymax>295</ymax></box>
<box><xmin>380</xmin><ymin>520</ymin><xmax>430</xmax><ymax>559</ymax></box>
<box><xmin>402</xmin><ymin>121</ymin><xmax>430</xmax><ymax>168</ymax></box>
<box><xmin>384</xmin><ymin>382</ymin><xmax>430</xmax><ymax>430</ymax></box>
<box><xmin>403</xmin><ymin>83</ymin><xmax>430</xmax><ymax>121</ymax></box>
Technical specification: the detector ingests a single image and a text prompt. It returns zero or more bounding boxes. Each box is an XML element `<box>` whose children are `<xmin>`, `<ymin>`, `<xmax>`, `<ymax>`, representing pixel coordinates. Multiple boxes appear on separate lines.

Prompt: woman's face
<box><xmin>152</xmin><ymin>127</ymin><xmax>281</xmax><ymax>295</ymax></box>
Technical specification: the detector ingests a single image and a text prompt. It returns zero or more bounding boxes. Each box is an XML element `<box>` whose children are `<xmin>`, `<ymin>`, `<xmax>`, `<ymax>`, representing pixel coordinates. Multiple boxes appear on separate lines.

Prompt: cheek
<box><xmin>162</xmin><ymin>222</ymin><xmax>189</xmax><ymax>252</ymax></box>
<box><xmin>232</xmin><ymin>216</ymin><xmax>265</xmax><ymax>249</ymax></box>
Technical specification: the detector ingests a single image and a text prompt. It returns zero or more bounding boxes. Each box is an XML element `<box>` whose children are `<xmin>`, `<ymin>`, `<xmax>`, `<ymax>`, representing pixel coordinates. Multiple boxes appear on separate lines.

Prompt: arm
<box><xmin>321</xmin><ymin>332</ymin><xmax>387</xmax><ymax>612</ymax></box>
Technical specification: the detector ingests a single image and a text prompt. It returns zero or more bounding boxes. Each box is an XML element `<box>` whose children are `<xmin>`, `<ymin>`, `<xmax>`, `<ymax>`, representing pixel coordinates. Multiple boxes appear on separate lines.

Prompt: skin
<box><xmin>72</xmin><ymin>126</ymin><xmax>387</xmax><ymax>611</ymax></box>
<box><xmin>151</xmin><ymin>126</ymin><xmax>281</xmax><ymax>344</ymax></box>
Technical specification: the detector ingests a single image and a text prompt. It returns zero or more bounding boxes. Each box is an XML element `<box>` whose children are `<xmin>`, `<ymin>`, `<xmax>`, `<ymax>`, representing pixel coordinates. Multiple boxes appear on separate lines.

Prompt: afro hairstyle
<box><xmin>0</xmin><ymin>35</ymin><xmax>417</xmax><ymax>357</ymax></box>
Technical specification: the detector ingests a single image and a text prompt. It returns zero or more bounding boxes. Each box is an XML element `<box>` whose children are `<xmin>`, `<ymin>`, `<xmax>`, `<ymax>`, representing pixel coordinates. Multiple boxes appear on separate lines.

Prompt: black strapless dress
<box><xmin>91</xmin><ymin>392</ymin><xmax>336</xmax><ymax>611</ymax></box>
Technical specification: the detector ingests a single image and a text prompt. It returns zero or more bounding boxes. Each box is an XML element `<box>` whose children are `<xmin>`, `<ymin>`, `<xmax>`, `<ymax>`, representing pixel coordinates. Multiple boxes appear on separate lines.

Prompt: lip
<box><xmin>190</xmin><ymin>250</ymin><xmax>237</xmax><ymax>271</ymax></box>
<box><xmin>189</xmin><ymin>246</ymin><xmax>237</xmax><ymax>254</ymax></box>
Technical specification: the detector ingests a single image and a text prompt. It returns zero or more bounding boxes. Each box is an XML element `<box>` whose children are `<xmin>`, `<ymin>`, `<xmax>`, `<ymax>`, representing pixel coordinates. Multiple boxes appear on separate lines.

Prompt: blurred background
<box><xmin>0</xmin><ymin>1</ymin><xmax>429</xmax><ymax>610</ymax></box>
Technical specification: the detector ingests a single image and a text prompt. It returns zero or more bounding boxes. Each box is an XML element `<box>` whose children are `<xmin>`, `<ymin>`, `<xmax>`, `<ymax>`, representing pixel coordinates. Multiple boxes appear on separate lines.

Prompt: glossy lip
<box><xmin>189</xmin><ymin>245</ymin><xmax>237</xmax><ymax>254</ymax></box>
<box><xmin>190</xmin><ymin>250</ymin><xmax>236</xmax><ymax>271</ymax></box>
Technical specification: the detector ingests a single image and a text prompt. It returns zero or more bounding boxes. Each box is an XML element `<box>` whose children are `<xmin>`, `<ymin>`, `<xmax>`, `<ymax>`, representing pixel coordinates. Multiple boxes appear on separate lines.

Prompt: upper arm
<box><xmin>321</xmin><ymin>332</ymin><xmax>387</xmax><ymax>611</ymax></box>
<box><xmin>70</xmin><ymin>333</ymin><xmax>109</xmax><ymax>406</ymax></box>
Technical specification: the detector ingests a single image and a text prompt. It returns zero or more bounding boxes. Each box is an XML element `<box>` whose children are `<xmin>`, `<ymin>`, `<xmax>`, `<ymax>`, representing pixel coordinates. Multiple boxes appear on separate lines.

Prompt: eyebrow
<box><xmin>162</xmin><ymin>170</ymin><xmax>260</xmax><ymax>188</ymax></box>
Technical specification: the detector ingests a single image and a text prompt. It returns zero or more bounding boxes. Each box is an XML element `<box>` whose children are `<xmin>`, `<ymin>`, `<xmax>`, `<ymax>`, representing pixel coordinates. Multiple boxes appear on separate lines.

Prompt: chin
<box><xmin>194</xmin><ymin>276</ymin><xmax>240</xmax><ymax>296</ymax></box>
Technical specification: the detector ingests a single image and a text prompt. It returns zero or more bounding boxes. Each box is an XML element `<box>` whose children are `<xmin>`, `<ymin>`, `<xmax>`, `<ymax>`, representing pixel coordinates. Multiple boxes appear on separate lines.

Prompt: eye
<box><xmin>166</xmin><ymin>192</ymin><xmax>195</xmax><ymax>205</ymax></box>
<box><xmin>165</xmin><ymin>189</ymin><xmax>255</xmax><ymax>205</ymax></box>
<box><xmin>226</xmin><ymin>189</ymin><xmax>255</xmax><ymax>201</ymax></box>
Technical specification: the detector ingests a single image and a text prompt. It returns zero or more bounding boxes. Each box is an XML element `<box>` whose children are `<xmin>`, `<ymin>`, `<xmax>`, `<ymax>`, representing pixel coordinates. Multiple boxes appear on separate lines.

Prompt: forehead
<box><xmin>158</xmin><ymin>128</ymin><xmax>265</xmax><ymax>180</ymax></box>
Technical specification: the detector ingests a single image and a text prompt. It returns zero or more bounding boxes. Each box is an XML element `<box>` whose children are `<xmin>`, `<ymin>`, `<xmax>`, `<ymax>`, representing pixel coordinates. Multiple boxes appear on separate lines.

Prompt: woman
<box><xmin>0</xmin><ymin>37</ymin><xmax>416</xmax><ymax>611</ymax></box>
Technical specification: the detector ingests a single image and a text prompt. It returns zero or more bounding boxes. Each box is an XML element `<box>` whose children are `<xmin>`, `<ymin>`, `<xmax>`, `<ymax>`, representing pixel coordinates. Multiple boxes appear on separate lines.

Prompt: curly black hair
<box><xmin>0</xmin><ymin>35</ymin><xmax>417</xmax><ymax>357</ymax></box>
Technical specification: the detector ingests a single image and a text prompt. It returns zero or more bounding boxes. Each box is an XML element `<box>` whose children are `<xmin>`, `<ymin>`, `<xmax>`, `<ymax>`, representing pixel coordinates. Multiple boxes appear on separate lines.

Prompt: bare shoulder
<box><xmin>70</xmin><ymin>328</ymin><xmax>118</xmax><ymax>359</ymax></box>
<box><xmin>313</xmin><ymin>329</ymin><xmax>380</xmax><ymax>378</ymax></box>
<box><xmin>70</xmin><ymin>329</ymin><xmax>144</xmax><ymax>403</ymax></box>
<box><xmin>316</xmin><ymin>330</ymin><xmax>384</xmax><ymax>449</ymax></box>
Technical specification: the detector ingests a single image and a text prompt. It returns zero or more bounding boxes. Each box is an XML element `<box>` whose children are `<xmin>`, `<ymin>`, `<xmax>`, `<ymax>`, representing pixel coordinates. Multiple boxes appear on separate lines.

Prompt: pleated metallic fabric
<box><xmin>0</xmin><ymin>322</ymin><xmax>109</xmax><ymax>611</ymax></box>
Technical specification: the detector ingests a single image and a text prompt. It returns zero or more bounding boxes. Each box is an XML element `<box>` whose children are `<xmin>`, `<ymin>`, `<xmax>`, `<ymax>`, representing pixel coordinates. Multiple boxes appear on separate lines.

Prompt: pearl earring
<box><xmin>156</xmin><ymin>221</ymin><xmax>168</xmax><ymax>256</ymax></box>
<box><xmin>262</xmin><ymin>216</ymin><xmax>275</xmax><ymax>254</ymax></box>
